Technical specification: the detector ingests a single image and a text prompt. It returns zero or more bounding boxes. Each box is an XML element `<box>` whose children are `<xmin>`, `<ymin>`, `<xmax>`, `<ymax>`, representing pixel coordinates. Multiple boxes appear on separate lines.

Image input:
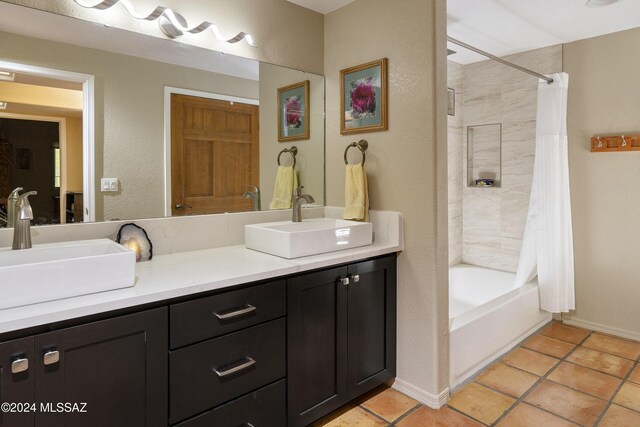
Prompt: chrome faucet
<box><xmin>7</xmin><ymin>187</ymin><xmax>23</xmax><ymax>228</ymax></box>
<box><xmin>292</xmin><ymin>187</ymin><xmax>314</xmax><ymax>223</ymax></box>
<box><xmin>12</xmin><ymin>191</ymin><xmax>37</xmax><ymax>250</ymax></box>
<box><xmin>242</xmin><ymin>185</ymin><xmax>261</xmax><ymax>211</ymax></box>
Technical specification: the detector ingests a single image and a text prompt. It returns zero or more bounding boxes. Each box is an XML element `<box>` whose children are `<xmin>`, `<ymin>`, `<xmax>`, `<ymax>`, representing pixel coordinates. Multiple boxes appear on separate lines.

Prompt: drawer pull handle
<box><xmin>214</xmin><ymin>304</ymin><xmax>256</xmax><ymax>320</ymax></box>
<box><xmin>11</xmin><ymin>357</ymin><xmax>28</xmax><ymax>374</ymax></box>
<box><xmin>43</xmin><ymin>350</ymin><xmax>60</xmax><ymax>366</ymax></box>
<box><xmin>352</xmin><ymin>274</ymin><xmax>360</xmax><ymax>283</ymax></box>
<box><xmin>213</xmin><ymin>357</ymin><xmax>256</xmax><ymax>377</ymax></box>
<box><xmin>338</xmin><ymin>276</ymin><xmax>350</xmax><ymax>286</ymax></box>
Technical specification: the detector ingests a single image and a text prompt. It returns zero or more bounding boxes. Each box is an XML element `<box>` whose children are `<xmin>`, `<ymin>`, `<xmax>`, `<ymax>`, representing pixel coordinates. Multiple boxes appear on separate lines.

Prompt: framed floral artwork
<box><xmin>278</xmin><ymin>80</ymin><xmax>310</xmax><ymax>142</ymax></box>
<box><xmin>340</xmin><ymin>58</ymin><xmax>388</xmax><ymax>135</ymax></box>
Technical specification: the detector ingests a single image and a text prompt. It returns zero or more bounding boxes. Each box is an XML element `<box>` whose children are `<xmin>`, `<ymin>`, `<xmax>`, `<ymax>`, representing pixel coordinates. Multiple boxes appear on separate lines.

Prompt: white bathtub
<box><xmin>449</xmin><ymin>264</ymin><xmax>551</xmax><ymax>388</ymax></box>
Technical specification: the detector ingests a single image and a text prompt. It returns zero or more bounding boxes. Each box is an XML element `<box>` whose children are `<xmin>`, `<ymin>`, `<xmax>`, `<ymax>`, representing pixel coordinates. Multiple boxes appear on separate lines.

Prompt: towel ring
<box><xmin>344</xmin><ymin>139</ymin><xmax>368</xmax><ymax>166</ymax></box>
<box><xmin>277</xmin><ymin>146</ymin><xmax>297</xmax><ymax>168</ymax></box>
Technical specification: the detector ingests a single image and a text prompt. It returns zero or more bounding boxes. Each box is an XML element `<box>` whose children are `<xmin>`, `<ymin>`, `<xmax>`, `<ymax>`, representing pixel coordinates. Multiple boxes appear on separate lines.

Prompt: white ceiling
<box><xmin>448</xmin><ymin>0</ymin><xmax>640</xmax><ymax>64</ymax></box>
<box><xmin>287</xmin><ymin>0</ymin><xmax>354</xmax><ymax>14</ymax></box>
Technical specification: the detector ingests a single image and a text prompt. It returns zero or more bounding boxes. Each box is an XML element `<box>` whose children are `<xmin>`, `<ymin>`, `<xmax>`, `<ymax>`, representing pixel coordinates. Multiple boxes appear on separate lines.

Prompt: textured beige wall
<box><xmin>1</xmin><ymin>0</ymin><xmax>324</xmax><ymax>74</ymax></box>
<box><xmin>564</xmin><ymin>28</ymin><xmax>640</xmax><ymax>337</ymax></box>
<box><xmin>0</xmin><ymin>31</ymin><xmax>259</xmax><ymax>221</ymax></box>
<box><xmin>259</xmin><ymin>62</ymin><xmax>325</xmax><ymax>208</ymax></box>
<box><xmin>325</xmin><ymin>0</ymin><xmax>449</xmax><ymax>396</ymax></box>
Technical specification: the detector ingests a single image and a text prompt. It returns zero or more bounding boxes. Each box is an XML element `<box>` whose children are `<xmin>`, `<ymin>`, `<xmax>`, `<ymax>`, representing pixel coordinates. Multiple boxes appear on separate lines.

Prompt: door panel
<box><xmin>287</xmin><ymin>266</ymin><xmax>349</xmax><ymax>427</ymax></box>
<box><xmin>0</xmin><ymin>337</ymin><xmax>34</xmax><ymax>427</ymax></box>
<box><xmin>34</xmin><ymin>308</ymin><xmax>167</xmax><ymax>427</ymax></box>
<box><xmin>171</xmin><ymin>94</ymin><xmax>259</xmax><ymax>215</ymax></box>
<box><xmin>347</xmin><ymin>256</ymin><xmax>397</xmax><ymax>400</ymax></box>
<box><xmin>184</xmin><ymin>140</ymin><xmax>214</xmax><ymax>197</ymax></box>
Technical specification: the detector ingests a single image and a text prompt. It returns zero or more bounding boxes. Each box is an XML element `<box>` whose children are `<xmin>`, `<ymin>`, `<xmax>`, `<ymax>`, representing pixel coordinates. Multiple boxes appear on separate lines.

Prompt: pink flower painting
<box><xmin>285</xmin><ymin>96</ymin><xmax>302</xmax><ymax>129</ymax></box>
<box><xmin>340</xmin><ymin>58</ymin><xmax>387</xmax><ymax>134</ymax></box>
<box><xmin>350</xmin><ymin>77</ymin><xmax>377</xmax><ymax>119</ymax></box>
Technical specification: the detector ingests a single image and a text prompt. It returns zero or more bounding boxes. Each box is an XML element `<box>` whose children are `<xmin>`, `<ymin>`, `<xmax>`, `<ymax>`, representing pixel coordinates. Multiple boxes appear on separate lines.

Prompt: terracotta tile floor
<box><xmin>313</xmin><ymin>322</ymin><xmax>640</xmax><ymax>426</ymax></box>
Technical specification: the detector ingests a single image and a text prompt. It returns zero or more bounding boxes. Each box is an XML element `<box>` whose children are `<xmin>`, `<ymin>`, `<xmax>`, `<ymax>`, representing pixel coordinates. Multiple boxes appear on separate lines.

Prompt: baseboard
<box><xmin>562</xmin><ymin>317</ymin><xmax>640</xmax><ymax>342</ymax></box>
<box><xmin>391</xmin><ymin>378</ymin><xmax>449</xmax><ymax>409</ymax></box>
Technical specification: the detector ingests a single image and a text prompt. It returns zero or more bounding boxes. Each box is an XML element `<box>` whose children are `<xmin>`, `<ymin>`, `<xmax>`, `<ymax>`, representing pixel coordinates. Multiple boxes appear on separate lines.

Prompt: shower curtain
<box><xmin>515</xmin><ymin>72</ymin><xmax>575</xmax><ymax>313</ymax></box>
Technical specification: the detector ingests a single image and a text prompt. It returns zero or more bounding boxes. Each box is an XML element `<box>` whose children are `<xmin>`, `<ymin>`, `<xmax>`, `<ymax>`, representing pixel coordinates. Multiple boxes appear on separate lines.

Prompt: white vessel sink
<box><xmin>245</xmin><ymin>218</ymin><xmax>373</xmax><ymax>259</ymax></box>
<box><xmin>0</xmin><ymin>239</ymin><xmax>136</xmax><ymax>310</ymax></box>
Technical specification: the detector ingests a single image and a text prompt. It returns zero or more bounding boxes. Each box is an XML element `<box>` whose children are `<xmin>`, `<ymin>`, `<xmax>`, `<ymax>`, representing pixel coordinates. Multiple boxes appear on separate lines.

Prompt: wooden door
<box><xmin>171</xmin><ymin>94</ymin><xmax>259</xmax><ymax>216</ymax></box>
<box><xmin>346</xmin><ymin>255</ymin><xmax>397</xmax><ymax>400</ymax></box>
<box><xmin>0</xmin><ymin>337</ymin><xmax>35</xmax><ymax>427</ymax></box>
<box><xmin>34</xmin><ymin>308</ymin><xmax>168</xmax><ymax>427</ymax></box>
<box><xmin>287</xmin><ymin>266</ymin><xmax>349</xmax><ymax>427</ymax></box>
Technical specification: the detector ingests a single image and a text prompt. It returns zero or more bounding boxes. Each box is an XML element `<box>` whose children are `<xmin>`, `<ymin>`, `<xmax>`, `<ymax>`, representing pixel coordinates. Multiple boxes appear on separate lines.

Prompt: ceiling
<box><xmin>448</xmin><ymin>0</ymin><xmax>640</xmax><ymax>64</ymax></box>
<box><xmin>287</xmin><ymin>0</ymin><xmax>354</xmax><ymax>14</ymax></box>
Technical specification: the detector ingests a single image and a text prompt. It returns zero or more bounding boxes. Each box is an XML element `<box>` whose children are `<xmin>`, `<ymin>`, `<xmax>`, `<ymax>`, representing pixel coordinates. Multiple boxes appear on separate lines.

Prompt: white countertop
<box><xmin>0</xmin><ymin>221</ymin><xmax>401</xmax><ymax>334</ymax></box>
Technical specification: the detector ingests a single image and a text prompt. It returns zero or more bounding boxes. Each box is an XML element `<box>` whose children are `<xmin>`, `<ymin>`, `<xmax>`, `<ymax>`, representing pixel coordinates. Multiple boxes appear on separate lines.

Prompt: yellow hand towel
<box><xmin>343</xmin><ymin>164</ymin><xmax>369</xmax><ymax>222</ymax></box>
<box><xmin>270</xmin><ymin>165</ymin><xmax>298</xmax><ymax>209</ymax></box>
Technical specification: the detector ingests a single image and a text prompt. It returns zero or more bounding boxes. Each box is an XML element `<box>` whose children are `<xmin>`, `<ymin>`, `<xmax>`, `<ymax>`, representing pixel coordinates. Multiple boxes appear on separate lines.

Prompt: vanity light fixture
<box><xmin>0</xmin><ymin>70</ymin><xmax>15</xmax><ymax>81</ymax></box>
<box><xmin>72</xmin><ymin>0</ymin><xmax>255</xmax><ymax>46</ymax></box>
<box><xmin>586</xmin><ymin>0</ymin><xmax>621</xmax><ymax>7</ymax></box>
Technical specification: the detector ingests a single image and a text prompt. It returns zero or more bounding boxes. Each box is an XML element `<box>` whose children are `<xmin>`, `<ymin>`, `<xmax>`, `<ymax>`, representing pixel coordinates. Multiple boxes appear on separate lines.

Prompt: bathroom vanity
<box><xmin>0</xmin><ymin>245</ymin><xmax>398</xmax><ymax>426</ymax></box>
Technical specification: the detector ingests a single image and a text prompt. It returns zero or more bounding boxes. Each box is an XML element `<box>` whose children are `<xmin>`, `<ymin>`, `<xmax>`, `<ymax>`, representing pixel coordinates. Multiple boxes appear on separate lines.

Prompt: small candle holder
<box><xmin>116</xmin><ymin>223</ymin><xmax>153</xmax><ymax>262</ymax></box>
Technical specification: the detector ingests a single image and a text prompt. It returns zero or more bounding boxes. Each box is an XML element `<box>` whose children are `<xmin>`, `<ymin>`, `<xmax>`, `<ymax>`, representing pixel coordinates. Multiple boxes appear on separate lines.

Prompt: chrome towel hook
<box><xmin>344</xmin><ymin>139</ymin><xmax>368</xmax><ymax>166</ymax></box>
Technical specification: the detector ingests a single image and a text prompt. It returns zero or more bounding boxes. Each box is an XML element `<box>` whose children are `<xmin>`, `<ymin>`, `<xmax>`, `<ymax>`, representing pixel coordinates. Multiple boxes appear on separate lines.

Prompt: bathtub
<box><xmin>449</xmin><ymin>264</ymin><xmax>551</xmax><ymax>388</ymax></box>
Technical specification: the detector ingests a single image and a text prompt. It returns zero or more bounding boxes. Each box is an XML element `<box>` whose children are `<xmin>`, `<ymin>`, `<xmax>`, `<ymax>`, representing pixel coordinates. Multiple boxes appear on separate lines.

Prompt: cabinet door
<box><xmin>347</xmin><ymin>255</ymin><xmax>397</xmax><ymax>400</ymax></box>
<box><xmin>0</xmin><ymin>337</ymin><xmax>34</xmax><ymax>427</ymax></box>
<box><xmin>34</xmin><ymin>308</ymin><xmax>168</xmax><ymax>427</ymax></box>
<box><xmin>287</xmin><ymin>266</ymin><xmax>349</xmax><ymax>427</ymax></box>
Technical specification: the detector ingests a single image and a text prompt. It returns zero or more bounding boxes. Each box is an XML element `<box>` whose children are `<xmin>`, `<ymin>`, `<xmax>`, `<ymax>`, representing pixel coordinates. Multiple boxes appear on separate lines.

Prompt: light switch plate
<box><xmin>101</xmin><ymin>178</ymin><xmax>119</xmax><ymax>192</ymax></box>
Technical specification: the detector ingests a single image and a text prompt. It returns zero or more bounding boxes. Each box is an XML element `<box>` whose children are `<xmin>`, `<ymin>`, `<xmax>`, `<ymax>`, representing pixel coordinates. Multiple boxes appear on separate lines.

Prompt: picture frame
<box><xmin>340</xmin><ymin>58</ymin><xmax>388</xmax><ymax>135</ymax></box>
<box><xmin>278</xmin><ymin>80</ymin><xmax>310</xmax><ymax>142</ymax></box>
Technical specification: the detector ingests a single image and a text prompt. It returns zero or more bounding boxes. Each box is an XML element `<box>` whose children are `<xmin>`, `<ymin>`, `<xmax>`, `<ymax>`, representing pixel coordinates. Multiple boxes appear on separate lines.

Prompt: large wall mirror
<box><xmin>0</xmin><ymin>2</ymin><xmax>325</xmax><ymax>226</ymax></box>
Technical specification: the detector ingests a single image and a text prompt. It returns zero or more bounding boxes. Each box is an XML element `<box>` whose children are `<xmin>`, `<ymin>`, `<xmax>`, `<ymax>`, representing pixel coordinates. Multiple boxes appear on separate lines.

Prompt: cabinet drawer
<box><xmin>174</xmin><ymin>380</ymin><xmax>285</xmax><ymax>427</ymax></box>
<box><xmin>169</xmin><ymin>318</ymin><xmax>286</xmax><ymax>424</ymax></box>
<box><xmin>170</xmin><ymin>280</ymin><xmax>285</xmax><ymax>349</ymax></box>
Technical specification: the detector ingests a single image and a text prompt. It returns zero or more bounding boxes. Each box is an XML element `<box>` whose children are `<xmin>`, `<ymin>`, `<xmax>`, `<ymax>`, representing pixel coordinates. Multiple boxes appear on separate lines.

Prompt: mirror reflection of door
<box><xmin>171</xmin><ymin>94</ymin><xmax>259</xmax><ymax>216</ymax></box>
<box><xmin>0</xmin><ymin>118</ymin><xmax>58</xmax><ymax>224</ymax></box>
<box><xmin>0</xmin><ymin>69</ymin><xmax>84</xmax><ymax>226</ymax></box>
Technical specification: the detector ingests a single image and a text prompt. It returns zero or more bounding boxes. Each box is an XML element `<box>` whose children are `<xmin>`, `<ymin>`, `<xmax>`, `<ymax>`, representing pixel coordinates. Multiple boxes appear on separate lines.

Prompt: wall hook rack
<box><xmin>591</xmin><ymin>134</ymin><xmax>640</xmax><ymax>152</ymax></box>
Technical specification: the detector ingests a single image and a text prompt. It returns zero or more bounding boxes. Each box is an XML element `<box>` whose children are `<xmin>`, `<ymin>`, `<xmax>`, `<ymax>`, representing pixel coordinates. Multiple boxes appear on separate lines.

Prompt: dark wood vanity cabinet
<box><xmin>0</xmin><ymin>253</ymin><xmax>397</xmax><ymax>427</ymax></box>
<box><xmin>287</xmin><ymin>254</ymin><xmax>397</xmax><ymax>427</ymax></box>
<box><xmin>0</xmin><ymin>308</ymin><xmax>168</xmax><ymax>427</ymax></box>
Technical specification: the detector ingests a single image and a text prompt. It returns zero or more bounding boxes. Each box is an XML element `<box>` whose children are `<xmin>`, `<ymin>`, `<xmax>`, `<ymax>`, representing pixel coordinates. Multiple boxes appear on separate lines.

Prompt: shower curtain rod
<box><xmin>447</xmin><ymin>36</ymin><xmax>554</xmax><ymax>84</ymax></box>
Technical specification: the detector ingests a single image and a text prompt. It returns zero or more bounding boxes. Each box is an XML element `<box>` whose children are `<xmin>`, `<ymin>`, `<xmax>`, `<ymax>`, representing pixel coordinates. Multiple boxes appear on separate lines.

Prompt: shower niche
<box><xmin>467</xmin><ymin>123</ymin><xmax>501</xmax><ymax>188</ymax></box>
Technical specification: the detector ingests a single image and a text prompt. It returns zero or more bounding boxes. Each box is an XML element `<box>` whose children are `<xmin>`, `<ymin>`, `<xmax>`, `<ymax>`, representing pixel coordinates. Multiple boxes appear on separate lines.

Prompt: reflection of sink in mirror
<box><xmin>0</xmin><ymin>239</ymin><xmax>135</xmax><ymax>310</ymax></box>
<box><xmin>245</xmin><ymin>218</ymin><xmax>373</xmax><ymax>259</ymax></box>
<box><xmin>0</xmin><ymin>2</ymin><xmax>325</xmax><ymax>225</ymax></box>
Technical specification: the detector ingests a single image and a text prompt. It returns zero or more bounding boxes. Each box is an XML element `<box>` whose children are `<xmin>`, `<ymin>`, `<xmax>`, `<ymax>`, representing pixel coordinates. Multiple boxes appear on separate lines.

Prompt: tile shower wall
<box><xmin>448</xmin><ymin>60</ymin><xmax>463</xmax><ymax>266</ymax></box>
<box><xmin>461</xmin><ymin>45</ymin><xmax>562</xmax><ymax>271</ymax></box>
